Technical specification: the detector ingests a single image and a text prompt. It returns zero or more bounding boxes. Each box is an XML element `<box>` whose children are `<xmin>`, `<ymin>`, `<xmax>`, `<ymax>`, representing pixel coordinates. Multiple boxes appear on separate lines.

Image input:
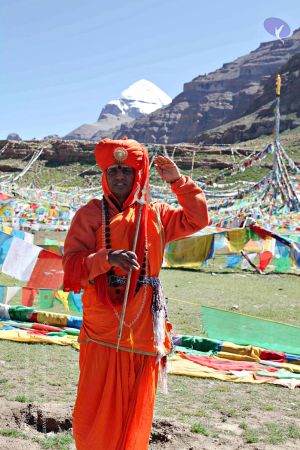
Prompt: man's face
<box><xmin>106</xmin><ymin>164</ymin><xmax>135</xmax><ymax>203</ymax></box>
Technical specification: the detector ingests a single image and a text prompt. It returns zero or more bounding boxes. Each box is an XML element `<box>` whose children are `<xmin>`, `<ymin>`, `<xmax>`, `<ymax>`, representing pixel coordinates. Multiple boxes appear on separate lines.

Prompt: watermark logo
<box><xmin>264</xmin><ymin>17</ymin><xmax>291</xmax><ymax>43</ymax></box>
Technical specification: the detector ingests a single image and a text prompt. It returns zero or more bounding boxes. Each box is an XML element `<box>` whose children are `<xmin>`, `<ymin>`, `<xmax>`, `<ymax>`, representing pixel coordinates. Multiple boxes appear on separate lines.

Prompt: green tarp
<box><xmin>202</xmin><ymin>306</ymin><xmax>300</xmax><ymax>356</ymax></box>
<box><xmin>181</xmin><ymin>336</ymin><xmax>220</xmax><ymax>353</ymax></box>
<box><xmin>39</xmin><ymin>289</ymin><xmax>54</xmax><ymax>308</ymax></box>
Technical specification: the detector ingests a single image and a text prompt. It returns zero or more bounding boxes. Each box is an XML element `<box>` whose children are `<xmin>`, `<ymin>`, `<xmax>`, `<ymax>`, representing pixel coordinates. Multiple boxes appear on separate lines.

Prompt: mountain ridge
<box><xmin>113</xmin><ymin>28</ymin><xmax>300</xmax><ymax>144</ymax></box>
<box><xmin>196</xmin><ymin>52</ymin><xmax>300</xmax><ymax>144</ymax></box>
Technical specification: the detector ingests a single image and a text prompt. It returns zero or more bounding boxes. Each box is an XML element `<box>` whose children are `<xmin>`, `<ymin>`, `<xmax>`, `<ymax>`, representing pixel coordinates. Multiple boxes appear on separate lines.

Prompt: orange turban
<box><xmin>95</xmin><ymin>138</ymin><xmax>149</xmax><ymax>210</ymax></box>
<box><xmin>95</xmin><ymin>137</ymin><xmax>147</xmax><ymax>172</ymax></box>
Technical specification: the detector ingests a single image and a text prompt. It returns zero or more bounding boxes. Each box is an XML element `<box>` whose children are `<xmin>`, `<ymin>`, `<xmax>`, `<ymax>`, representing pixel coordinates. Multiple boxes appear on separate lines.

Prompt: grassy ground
<box><xmin>0</xmin><ymin>269</ymin><xmax>300</xmax><ymax>448</ymax></box>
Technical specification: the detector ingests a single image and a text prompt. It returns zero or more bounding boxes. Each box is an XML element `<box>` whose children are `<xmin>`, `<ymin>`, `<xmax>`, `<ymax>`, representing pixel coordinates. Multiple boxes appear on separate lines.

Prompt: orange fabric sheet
<box><xmin>73</xmin><ymin>342</ymin><xmax>158</xmax><ymax>450</ymax></box>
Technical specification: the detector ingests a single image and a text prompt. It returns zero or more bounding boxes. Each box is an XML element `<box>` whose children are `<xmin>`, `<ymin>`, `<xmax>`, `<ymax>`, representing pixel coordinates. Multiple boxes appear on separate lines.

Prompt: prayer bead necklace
<box><xmin>101</xmin><ymin>198</ymin><xmax>148</xmax><ymax>328</ymax></box>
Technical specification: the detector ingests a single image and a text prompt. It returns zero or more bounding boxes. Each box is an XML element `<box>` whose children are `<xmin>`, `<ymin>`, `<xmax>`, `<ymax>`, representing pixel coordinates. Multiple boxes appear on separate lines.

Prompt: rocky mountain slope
<box><xmin>196</xmin><ymin>52</ymin><xmax>300</xmax><ymax>144</ymax></box>
<box><xmin>64</xmin><ymin>80</ymin><xmax>171</xmax><ymax>141</ymax></box>
<box><xmin>113</xmin><ymin>28</ymin><xmax>300</xmax><ymax>144</ymax></box>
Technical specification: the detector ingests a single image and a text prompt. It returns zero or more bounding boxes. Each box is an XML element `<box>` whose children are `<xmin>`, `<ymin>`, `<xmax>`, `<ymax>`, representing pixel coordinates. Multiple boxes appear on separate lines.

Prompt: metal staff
<box><xmin>116</xmin><ymin>183</ymin><xmax>148</xmax><ymax>351</ymax></box>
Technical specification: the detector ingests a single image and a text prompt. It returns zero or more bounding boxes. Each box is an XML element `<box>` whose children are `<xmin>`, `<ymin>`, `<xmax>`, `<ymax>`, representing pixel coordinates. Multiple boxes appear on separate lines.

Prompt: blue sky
<box><xmin>1</xmin><ymin>0</ymin><xmax>299</xmax><ymax>139</ymax></box>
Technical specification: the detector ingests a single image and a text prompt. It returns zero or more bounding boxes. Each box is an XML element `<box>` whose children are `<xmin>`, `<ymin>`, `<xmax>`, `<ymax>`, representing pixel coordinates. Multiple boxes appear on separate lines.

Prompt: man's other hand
<box><xmin>154</xmin><ymin>156</ymin><xmax>181</xmax><ymax>183</ymax></box>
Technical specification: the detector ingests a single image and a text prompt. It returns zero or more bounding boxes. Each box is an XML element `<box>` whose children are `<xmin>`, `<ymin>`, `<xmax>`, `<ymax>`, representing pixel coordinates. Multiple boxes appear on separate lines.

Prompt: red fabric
<box><xmin>27</xmin><ymin>329</ymin><xmax>48</xmax><ymax>336</ymax></box>
<box><xmin>28</xmin><ymin>312</ymin><xmax>38</xmax><ymax>323</ymax></box>
<box><xmin>180</xmin><ymin>353</ymin><xmax>278</xmax><ymax>373</ymax></box>
<box><xmin>32</xmin><ymin>323</ymin><xmax>62</xmax><ymax>332</ymax></box>
<box><xmin>260</xmin><ymin>350</ymin><xmax>286</xmax><ymax>362</ymax></box>
<box><xmin>0</xmin><ymin>193</ymin><xmax>13</xmax><ymax>201</ymax></box>
<box><xmin>38</xmin><ymin>249</ymin><xmax>62</xmax><ymax>259</ymax></box>
<box><xmin>21</xmin><ymin>287</ymin><xmax>37</xmax><ymax>307</ymax></box>
<box><xmin>250</xmin><ymin>224</ymin><xmax>272</xmax><ymax>240</ymax></box>
<box><xmin>258</xmin><ymin>251</ymin><xmax>273</xmax><ymax>270</ymax></box>
<box><xmin>27</xmin><ymin>253</ymin><xmax>64</xmax><ymax>290</ymax></box>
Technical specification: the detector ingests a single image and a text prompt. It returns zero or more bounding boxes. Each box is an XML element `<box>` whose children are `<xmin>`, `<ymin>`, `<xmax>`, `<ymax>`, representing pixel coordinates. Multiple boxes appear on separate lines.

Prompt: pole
<box><xmin>116</xmin><ymin>184</ymin><xmax>148</xmax><ymax>351</ymax></box>
<box><xmin>240</xmin><ymin>250</ymin><xmax>262</xmax><ymax>274</ymax></box>
<box><xmin>273</xmin><ymin>74</ymin><xmax>281</xmax><ymax>167</ymax></box>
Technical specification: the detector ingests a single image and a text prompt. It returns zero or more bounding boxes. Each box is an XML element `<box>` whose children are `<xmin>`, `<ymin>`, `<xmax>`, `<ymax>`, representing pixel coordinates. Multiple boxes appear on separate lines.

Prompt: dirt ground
<box><xmin>0</xmin><ymin>398</ymin><xmax>300</xmax><ymax>450</ymax></box>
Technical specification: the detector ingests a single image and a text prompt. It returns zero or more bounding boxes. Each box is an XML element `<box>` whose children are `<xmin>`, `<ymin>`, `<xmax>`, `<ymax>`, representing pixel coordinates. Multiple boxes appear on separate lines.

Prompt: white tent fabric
<box><xmin>24</xmin><ymin>231</ymin><xmax>34</xmax><ymax>244</ymax></box>
<box><xmin>5</xmin><ymin>286</ymin><xmax>21</xmax><ymax>304</ymax></box>
<box><xmin>2</xmin><ymin>238</ymin><xmax>42</xmax><ymax>281</ymax></box>
<box><xmin>0</xmin><ymin>304</ymin><xmax>10</xmax><ymax>319</ymax></box>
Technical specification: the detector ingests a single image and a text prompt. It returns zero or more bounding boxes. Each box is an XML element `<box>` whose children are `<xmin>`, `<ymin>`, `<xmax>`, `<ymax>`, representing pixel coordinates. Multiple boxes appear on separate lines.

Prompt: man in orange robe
<box><xmin>63</xmin><ymin>138</ymin><xmax>210</xmax><ymax>450</ymax></box>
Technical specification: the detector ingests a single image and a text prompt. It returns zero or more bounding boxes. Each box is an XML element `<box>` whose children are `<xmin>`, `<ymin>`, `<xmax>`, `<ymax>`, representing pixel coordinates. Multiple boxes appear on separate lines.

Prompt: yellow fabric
<box><xmin>227</xmin><ymin>228</ymin><xmax>249</xmax><ymax>252</ymax></box>
<box><xmin>0</xmin><ymin>329</ymin><xmax>79</xmax><ymax>349</ymax></box>
<box><xmin>220</xmin><ymin>342</ymin><xmax>261</xmax><ymax>361</ymax></box>
<box><xmin>37</xmin><ymin>311</ymin><xmax>68</xmax><ymax>327</ymax></box>
<box><xmin>2</xmin><ymin>224</ymin><xmax>12</xmax><ymax>234</ymax></box>
<box><xmin>54</xmin><ymin>290</ymin><xmax>70</xmax><ymax>313</ymax></box>
<box><xmin>217</xmin><ymin>351</ymin><xmax>260</xmax><ymax>363</ymax></box>
<box><xmin>43</xmin><ymin>245</ymin><xmax>63</xmax><ymax>255</ymax></box>
<box><xmin>0</xmin><ymin>206</ymin><xmax>9</xmax><ymax>218</ymax></box>
<box><xmin>48</xmin><ymin>209</ymin><xmax>59</xmax><ymax>218</ymax></box>
<box><xmin>262</xmin><ymin>236</ymin><xmax>275</xmax><ymax>252</ymax></box>
<box><xmin>165</xmin><ymin>234</ymin><xmax>213</xmax><ymax>268</ymax></box>
<box><xmin>168</xmin><ymin>354</ymin><xmax>268</xmax><ymax>384</ymax></box>
<box><xmin>273</xmin><ymin>362</ymin><xmax>300</xmax><ymax>374</ymax></box>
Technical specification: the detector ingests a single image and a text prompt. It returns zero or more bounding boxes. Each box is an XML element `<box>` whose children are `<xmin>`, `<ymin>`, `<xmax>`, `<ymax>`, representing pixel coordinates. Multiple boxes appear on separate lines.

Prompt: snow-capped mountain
<box><xmin>64</xmin><ymin>79</ymin><xmax>171</xmax><ymax>141</ymax></box>
<box><xmin>101</xmin><ymin>79</ymin><xmax>172</xmax><ymax>118</ymax></box>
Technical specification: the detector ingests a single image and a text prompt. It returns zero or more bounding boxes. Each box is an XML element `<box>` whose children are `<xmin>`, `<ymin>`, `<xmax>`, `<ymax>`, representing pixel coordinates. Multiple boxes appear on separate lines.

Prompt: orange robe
<box><xmin>63</xmin><ymin>176</ymin><xmax>210</xmax><ymax>450</ymax></box>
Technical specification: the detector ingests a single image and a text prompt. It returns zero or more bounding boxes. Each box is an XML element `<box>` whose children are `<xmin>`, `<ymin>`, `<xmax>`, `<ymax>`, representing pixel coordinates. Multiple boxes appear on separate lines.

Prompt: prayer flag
<box><xmin>69</xmin><ymin>292</ymin><xmax>83</xmax><ymax>313</ymax></box>
<box><xmin>225</xmin><ymin>255</ymin><xmax>242</xmax><ymax>268</ymax></box>
<box><xmin>39</xmin><ymin>289</ymin><xmax>54</xmax><ymax>309</ymax></box>
<box><xmin>0</xmin><ymin>231</ymin><xmax>13</xmax><ymax>266</ymax></box>
<box><xmin>5</xmin><ymin>286</ymin><xmax>21</xmax><ymax>305</ymax></box>
<box><xmin>54</xmin><ymin>290</ymin><xmax>70</xmax><ymax>313</ymax></box>
<box><xmin>0</xmin><ymin>286</ymin><xmax>4</xmax><ymax>303</ymax></box>
<box><xmin>2</xmin><ymin>238</ymin><xmax>42</xmax><ymax>281</ymax></box>
<box><xmin>27</xmin><ymin>250</ymin><xmax>63</xmax><ymax>289</ymax></box>
<box><xmin>22</xmin><ymin>287</ymin><xmax>37</xmax><ymax>306</ymax></box>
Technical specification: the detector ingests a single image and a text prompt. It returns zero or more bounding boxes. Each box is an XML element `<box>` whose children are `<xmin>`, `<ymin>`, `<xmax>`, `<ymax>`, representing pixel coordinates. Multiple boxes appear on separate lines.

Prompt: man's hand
<box><xmin>154</xmin><ymin>156</ymin><xmax>181</xmax><ymax>183</ymax></box>
<box><xmin>108</xmin><ymin>250</ymin><xmax>140</xmax><ymax>273</ymax></box>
